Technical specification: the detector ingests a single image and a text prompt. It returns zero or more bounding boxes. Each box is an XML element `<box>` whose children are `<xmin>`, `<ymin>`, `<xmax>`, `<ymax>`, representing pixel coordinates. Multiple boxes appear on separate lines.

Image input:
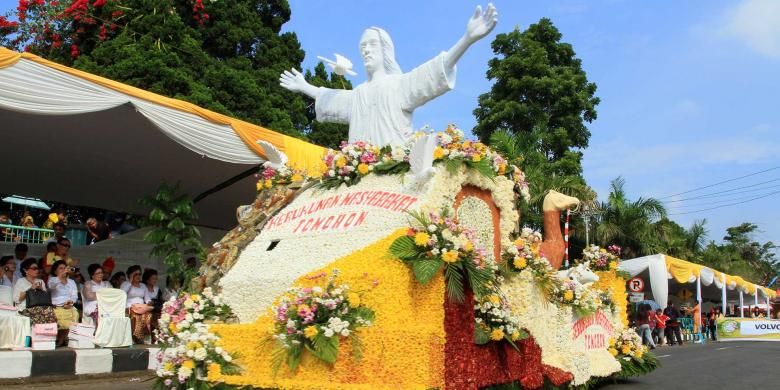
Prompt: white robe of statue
<box><xmin>315</xmin><ymin>53</ymin><xmax>456</xmax><ymax>147</ymax></box>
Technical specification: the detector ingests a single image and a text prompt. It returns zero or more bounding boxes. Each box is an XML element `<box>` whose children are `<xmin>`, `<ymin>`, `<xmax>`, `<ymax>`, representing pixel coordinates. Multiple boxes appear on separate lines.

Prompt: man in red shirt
<box><xmin>655</xmin><ymin>309</ymin><xmax>669</xmax><ymax>346</ymax></box>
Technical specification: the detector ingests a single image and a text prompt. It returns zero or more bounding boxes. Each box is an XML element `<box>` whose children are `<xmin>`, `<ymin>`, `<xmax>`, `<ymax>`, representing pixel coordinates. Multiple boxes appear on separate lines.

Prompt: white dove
<box><xmin>256</xmin><ymin>140</ymin><xmax>288</xmax><ymax>171</ymax></box>
<box><xmin>316</xmin><ymin>53</ymin><xmax>357</xmax><ymax>77</ymax></box>
<box><xmin>406</xmin><ymin>134</ymin><xmax>437</xmax><ymax>186</ymax></box>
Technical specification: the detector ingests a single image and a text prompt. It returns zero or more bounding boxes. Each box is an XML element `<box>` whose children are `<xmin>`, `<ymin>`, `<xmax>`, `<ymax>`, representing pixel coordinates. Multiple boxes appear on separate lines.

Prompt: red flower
<box><xmin>92</xmin><ymin>0</ymin><xmax>107</xmax><ymax>7</ymax></box>
<box><xmin>70</xmin><ymin>44</ymin><xmax>79</xmax><ymax>58</ymax></box>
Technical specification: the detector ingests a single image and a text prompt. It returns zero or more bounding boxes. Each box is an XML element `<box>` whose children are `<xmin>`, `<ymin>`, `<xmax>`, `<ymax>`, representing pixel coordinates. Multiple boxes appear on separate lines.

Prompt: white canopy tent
<box><xmin>0</xmin><ymin>48</ymin><xmax>324</xmax><ymax>229</ymax></box>
<box><xmin>619</xmin><ymin>254</ymin><xmax>777</xmax><ymax>320</ymax></box>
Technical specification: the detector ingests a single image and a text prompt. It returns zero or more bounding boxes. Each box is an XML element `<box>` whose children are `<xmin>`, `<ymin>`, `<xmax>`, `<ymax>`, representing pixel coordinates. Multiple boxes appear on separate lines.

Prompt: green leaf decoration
<box><xmin>470</xmin><ymin>159</ymin><xmax>497</xmax><ymax>181</ymax></box>
<box><xmin>389</xmin><ymin>236</ymin><xmax>420</xmax><ymax>259</ymax></box>
<box><xmin>412</xmin><ymin>259</ymin><xmax>443</xmax><ymax>285</ymax></box>
<box><xmin>474</xmin><ymin>326</ymin><xmax>490</xmax><ymax>345</ymax></box>
<box><xmin>307</xmin><ymin>334</ymin><xmax>340</xmax><ymax>364</ymax></box>
<box><xmin>444</xmin><ymin>264</ymin><xmax>465</xmax><ymax>303</ymax></box>
<box><xmin>353</xmin><ymin>307</ymin><xmax>376</xmax><ymax>323</ymax></box>
<box><xmin>287</xmin><ymin>343</ymin><xmax>302</xmax><ymax>372</ymax></box>
<box><xmin>445</xmin><ymin>158</ymin><xmax>462</xmax><ymax>175</ymax></box>
<box><xmin>349</xmin><ymin>334</ymin><xmax>364</xmax><ymax>362</ymax></box>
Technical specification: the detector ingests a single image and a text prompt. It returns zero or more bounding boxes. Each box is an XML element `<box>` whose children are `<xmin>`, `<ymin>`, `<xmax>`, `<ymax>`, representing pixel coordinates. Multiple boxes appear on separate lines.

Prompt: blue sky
<box><xmin>285</xmin><ymin>0</ymin><xmax>780</xmax><ymax>248</ymax></box>
<box><xmin>1</xmin><ymin>0</ymin><xmax>778</xmax><ymax>250</ymax></box>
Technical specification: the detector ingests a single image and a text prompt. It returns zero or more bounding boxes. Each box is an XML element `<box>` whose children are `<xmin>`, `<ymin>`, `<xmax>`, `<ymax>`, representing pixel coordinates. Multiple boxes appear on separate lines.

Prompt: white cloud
<box><xmin>726</xmin><ymin>0</ymin><xmax>780</xmax><ymax>58</ymax></box>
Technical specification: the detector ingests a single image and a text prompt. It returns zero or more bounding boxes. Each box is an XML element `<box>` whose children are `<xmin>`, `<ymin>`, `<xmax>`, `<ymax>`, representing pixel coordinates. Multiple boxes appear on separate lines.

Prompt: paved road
<box><xmin>603</xmin><ymin>341</ymin><xmax>780</xmax><ymax>389</ymax></box>
<box><xmin>4</xmin><ymin>341</ymin><xmax>778</xmax><ymax>389</ymax></box>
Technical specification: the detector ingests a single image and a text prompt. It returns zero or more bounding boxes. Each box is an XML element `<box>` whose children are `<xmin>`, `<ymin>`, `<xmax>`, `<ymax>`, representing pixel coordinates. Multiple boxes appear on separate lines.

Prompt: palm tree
<box><xmin>595</xmin><ymin>177</ymin><xmax>667</xmax><ymax>258</ymax></box>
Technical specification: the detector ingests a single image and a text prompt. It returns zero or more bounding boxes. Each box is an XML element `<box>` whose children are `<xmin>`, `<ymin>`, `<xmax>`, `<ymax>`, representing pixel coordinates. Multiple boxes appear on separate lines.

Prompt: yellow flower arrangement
<box><xmin>471</xmin><ymin>154</ymin><xmax>482</xmax><ymax>162</ymax></box>
<box><xmin>487</xmin><ymin>295</ymin><xmax>501</xmax><ymax>305</ymax></box>
<box><xmin>335</xmin><ymin>156</ymin><xmax>347</xmax><ymax>168</ymax></box>
<box><xmin>609</xmin><ymin>261</ymin><xmax>617</xmax><ymax>270</ymax></box>
<box><xmin>608</xmin><ymin>347</ymin><xmax>618</xmax><ymax>357</ymax></box>
<box><xmin>441</xmin><ymin>250</ymin><xmax>459</xmax><ymax>263</ymax></box>
<box><xmin>209</xmin><ymin>230</ymin><xmax>446</xmax><ymax>389</ymax></box>
<box><xmin>191</xmin><ymin>294</ymin><xmax>200</xmax><ymax>302</ymax></box>
<box><xmin>513</xmin><ymin>257</ymin><xmax>527</xmax><ymax>270</ymax></box>
<box><xmin>182</xmin><ymin>359</ymin><xmax>195</xmax><ymax>370</ymax></box>
<box><xmin>620</xmin><ymin>345</ymin><xmax>632</xmax><ymax>355</ymax></box>
<box><xmin>414</xmin><ymin>232</ymin><xmax>430</xmax><ymax>246</ymax></box>
<box><xmin>357</xmin><ymin>163</ymin><xmax>370</xmax><ymax>175</ymax></box>
<box><xmin>490</xmin><ymin>328</ymin><xmax>505</xmax><ymax>341</ymax></box>
<box><xmin>264</xmin><ymin>179</ymin><xmax>273</xmax><ymax>189</ymax></box>
<box><xmin>292</xmin><ymin>173</ymin><xmax>304</xmax><ymax>182</ymax></box>
<box><xmin>563</xmin><ymin>290</ymin><xmax>574</xmax><ymax>302</ymax></box>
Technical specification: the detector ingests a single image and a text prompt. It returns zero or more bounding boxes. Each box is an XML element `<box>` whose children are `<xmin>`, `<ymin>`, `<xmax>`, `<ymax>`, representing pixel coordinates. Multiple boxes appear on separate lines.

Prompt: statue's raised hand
<box><xmin>279</xmin><ymin>68</ymin><xmax>313</xmax><ymax>96</ymax></box>
<box><xmin>465</xmin><ymin>3</ymin><xmax>498</xmax><ymax>43</ymax></box>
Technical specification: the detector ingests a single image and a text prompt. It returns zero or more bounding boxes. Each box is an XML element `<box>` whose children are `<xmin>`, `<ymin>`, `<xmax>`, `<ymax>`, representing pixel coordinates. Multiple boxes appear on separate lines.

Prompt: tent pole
<box><xmin>739</xmin><ymin>291</ymin><xmax>744</xmax><ymax>318</ymax></box>
<box><xmin>696</xmin><ymin>276</ymin><xmax>702</xmax><ymax>336</ymax></box>
<box><xmin>721</xmin><ymin>274</ymin><xmax>727</xmax><ymax>316</ymax></box>
<box><xmin>755</xmin><ymin>290</ymin><xmax>759</xmax><ymax>315</ymax></box>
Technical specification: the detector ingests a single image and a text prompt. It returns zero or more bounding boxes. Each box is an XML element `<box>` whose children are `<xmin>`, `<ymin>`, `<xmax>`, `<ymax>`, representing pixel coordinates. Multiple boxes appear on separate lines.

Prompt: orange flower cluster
<box><xmin>210</xmin><ymin>230</ymin><xmax>446</xmax><ymax>389</ymax></box>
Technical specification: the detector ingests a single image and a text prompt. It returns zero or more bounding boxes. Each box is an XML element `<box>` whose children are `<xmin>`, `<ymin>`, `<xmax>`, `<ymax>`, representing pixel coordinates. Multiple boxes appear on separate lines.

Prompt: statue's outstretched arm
<box><xmin>279</xmin><ymin>68</ymin><xmax>322</xmax><ymax>99</ymax></box>
<box><xmin>443</xmin><ymin>3</ymin><xmax>498</xmax><ymax>70</ymax></box>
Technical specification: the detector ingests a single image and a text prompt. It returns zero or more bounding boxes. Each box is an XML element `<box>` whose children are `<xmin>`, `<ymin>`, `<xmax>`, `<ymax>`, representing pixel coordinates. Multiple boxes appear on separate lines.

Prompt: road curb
<box><xmin>0</xmin><ymin>347</ymin><xmax>159</xmax><ymax>379</ymax></box>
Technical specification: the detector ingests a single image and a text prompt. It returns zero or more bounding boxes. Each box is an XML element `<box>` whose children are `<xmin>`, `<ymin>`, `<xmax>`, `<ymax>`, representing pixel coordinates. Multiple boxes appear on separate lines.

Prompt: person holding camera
<box><xmin>48</xmin><ymin>260</ymin><xmax>80</xmax><ymax>346</ymax></box>
<box><xmin>13</xmin><ymin>258</ymin><xmax>57</xmax><ymax>325</ymax></box>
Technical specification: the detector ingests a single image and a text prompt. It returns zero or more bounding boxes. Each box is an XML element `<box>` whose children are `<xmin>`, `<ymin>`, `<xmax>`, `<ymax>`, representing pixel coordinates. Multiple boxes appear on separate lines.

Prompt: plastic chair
<box><xmin>93</xmin><ymin>288</ymin><xmax>132</xmax><ymax>348</ymax></box>
<box><xmin>0</xmin><ymin>285</ymin><xmax>31</xmax><ymax>348</ymax></box>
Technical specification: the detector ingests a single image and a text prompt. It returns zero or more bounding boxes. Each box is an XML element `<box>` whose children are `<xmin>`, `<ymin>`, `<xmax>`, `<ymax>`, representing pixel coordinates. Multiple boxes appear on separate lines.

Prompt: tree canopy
<box><xmin>475</xmin><ymin>18</ymin><xmax>599</xmax><ymax>177</ymax></box>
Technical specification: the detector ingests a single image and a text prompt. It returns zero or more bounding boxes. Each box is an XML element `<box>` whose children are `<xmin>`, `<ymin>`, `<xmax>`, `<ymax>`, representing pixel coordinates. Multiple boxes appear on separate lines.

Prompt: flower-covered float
<box><xmin>172</xmin><ymin>125</ymin><xmax>657</xmax><ymax>390</ymax></box>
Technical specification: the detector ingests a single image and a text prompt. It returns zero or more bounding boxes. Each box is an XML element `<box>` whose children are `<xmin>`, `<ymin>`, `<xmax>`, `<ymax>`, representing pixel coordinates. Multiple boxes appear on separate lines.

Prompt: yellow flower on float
<box><xmin>255</xmin><ymin>181</ymin><xmax>263</xmax><ymax>191</ymax></box>
<box><xmin>563</xmin><ymin>290</ymin><xmax>574</xmax><ymax>302</ymax></box>
<box><xmin>264</xmin><ymin>179</ymin><xmax>273</xmax><ymax>189</ymax></box>
<box><xmin>471</xmin><ymin>154</ymin><xmax>482</xmax><ymax>162</ymax></box>
<box><xmin>291</xmin><ymin>173</ymin><xmax>304</xmax><ymax>182</ymax></box>
<box><xmin>169</xmin><ymin>322</ymin><xmax>177</xmax><ymax>333</ymax></box>
<box><xmin>635</xmin><ymin>349</ymin><xmax>643</xmax><ymax>359</ymax></box>
<box><xmin>510</xmin><ymin>331</ymin><xmax>521</xmax><ymax>341</ymax></box>
<box><xmin>608</xmin><ymin>347</ymin><xmax>618</xmax><ymax>357</ymax></box>
<box><xmin>600</xmin><ymin>248</ymin><xmax>607</xmax><ymax>253</ymax></box>
<box><xmin>487</xmin><ymin>295</ymin><xmax>501</xmax><ymax>305</ymax></box>
<box><xmin>621</xmin><ymin>345</ymin><xmax>632</xmax><ymax>355</ymax></box>
<box><xmin>513</xmin><ymin>238</ymin><xmax>526</xmax><ymax>247</ymax></box>
<box><xmin>609</xmin><ymin>261</ymin><xmax>618</xmax><ymax>270</ymax></box>
<box><xmin>414</xmin><ymin>232</ymin><xmax>430</xmax><ymax>246</ymax></box>
<box><xmin>357</xmin><ymin>163</ymin><xmax>370</xmax><ymax>175</ymax></box>
<box><xmin>335</xmin><ymin>156</ymin><xmax>347</xmax><ymax>168</ymax></box>
<box><xmin>442</xmin><ymin>250</ymin><xmax>459</xmax><ymax>263</ymax></box>
<box><xmin>181</xmin><ymin>359</ymin><xmax>195</xmax><ymax>370</ymax></box>
<box><xmin>463</xmin><ymin>241</ymin><xmax>474</xmax><ymax>252</ymax></box>
<box><xmin>190</xmin><ymin>294</ymin><xmax>200</xmax><ymax>302</ymax></box>
<box><xmin>498</xmin><ymin>164</ymin><xmax>507</xmax><ymax>175</ymax></box>
<box><xmin>513</xmin><ymin>257</ymin><xmax>527</xmax><ymax>270</ymax></box>
<box><xmin>462</xmin><ymin>140</ymin><xmax>472</xmax><ymax>149</ymax></box>
<box><xmin>303</xmin><ymin>326</ymin><xmax>319</xmax><ymax>340</ymax></box>
<box><xmin>433</xmin><ymin>146</ymin><xmax>445</xmax><ymax>160</ymax></box>
<box><xmin>208</xmin><ymin>363</ymin><xmax>221</xmax><ymax>377</ymax></box>
<box><xmin>347</xmin><ymin>292</ymin><xmax>361</xmax><ymax>308</ymax></box>
<box><xmin>163</xmin><ymin>362</ymin><xmax>174</xmax><ymax>372</ymax></box>
<box><xmin>490</xmin><ymin>328</ymin><xmax>504</xmax><ymax>341</ymax></box>
<box><xmin>318</xmin><ymin>161</ymin><xmax>328</xmax><ymax>173</ymax></box>
<box><xmin>608</xmin><ymin>337</ymin><xmax>616</xmax><ymax>346</ymax></box>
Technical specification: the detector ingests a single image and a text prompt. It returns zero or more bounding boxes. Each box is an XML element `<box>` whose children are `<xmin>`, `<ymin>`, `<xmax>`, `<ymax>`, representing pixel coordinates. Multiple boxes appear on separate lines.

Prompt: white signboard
<box><xmin>629</xmin><ymin>292</ymin><xmax>645</xmax><ymax>303</ymax></box>
<box><xmin>739</xmin><ymin>320</ymin><xmax>780</xmax><ymax>336</ymax></box>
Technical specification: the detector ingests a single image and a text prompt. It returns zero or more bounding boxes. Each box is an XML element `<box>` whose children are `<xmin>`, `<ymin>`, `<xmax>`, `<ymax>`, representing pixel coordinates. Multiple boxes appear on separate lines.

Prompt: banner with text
<box><xmin>717</xmin><ymin>318</ymin><xmax>780</xmax><ymax>340</ymax></box>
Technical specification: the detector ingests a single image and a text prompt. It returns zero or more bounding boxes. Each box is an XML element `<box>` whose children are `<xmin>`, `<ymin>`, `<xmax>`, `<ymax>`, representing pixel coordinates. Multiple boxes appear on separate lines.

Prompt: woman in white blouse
<box><xmin>121</xmin><ymin>265</ymin><xmax>153</xmax><ymax>344</ymax></box>
<box><xmin>14</xmin><ymin>258</ymin><xmax>57</xmax><ymax>325</ymax></box>
<box><xmin>83</xmin><ymin>263</ymin><xmax>111</xmax><ymax>326</ymax></box>
<box><xmin>48</xmin><ymin>260</ymin><xmax>80</xmax><ymax>346</ymax></box>
<box><xmin>1</xmin><ymin>256</ymin><xmax>19</xmax><ymax>287</ymax></box>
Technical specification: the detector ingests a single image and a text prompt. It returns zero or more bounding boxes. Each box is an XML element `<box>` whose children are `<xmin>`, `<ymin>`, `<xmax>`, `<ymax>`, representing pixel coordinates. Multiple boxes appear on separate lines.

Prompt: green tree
<box><xmin>595</xmin><ymin>177</ymin><xmax>667</xmax><ymax>258</ymax></box>
<box><xmin>303</xmin><ymin>62</ymin><xmax>352</xmax><ymax>149</ymax></box>
<box><xmin>139</xmin><ymin>182</ymin><xmax>204</xmax><ymax>291</ymax></box>
<box><xmin>474</xmin><ymin>18</ymin><xmax>599</xmax><ymax>177</ymax></box>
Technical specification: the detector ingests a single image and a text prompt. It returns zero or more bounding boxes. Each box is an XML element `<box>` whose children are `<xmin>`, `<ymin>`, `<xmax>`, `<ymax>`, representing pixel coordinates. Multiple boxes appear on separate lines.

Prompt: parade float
<box><xmin>154</xmin><ymin>4</ymin><xmax>657</xmax><ymax>389</ymax></box>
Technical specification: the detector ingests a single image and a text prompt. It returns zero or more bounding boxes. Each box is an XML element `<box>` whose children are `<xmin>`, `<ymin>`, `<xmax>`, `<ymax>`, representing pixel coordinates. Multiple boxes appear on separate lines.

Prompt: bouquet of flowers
<box><xmin>501</xmin><ymin>228</ymin><xmax>558</xmax><ymax>295</ymax></box>
<box><xmin>551</xmin><ymin>278</ymin><xmax>602</xmax><ymax>317</ymax></box>
<box><xmin>473</xmin><ymin>287</ymin><xmax>527</xmax><ymax>349</ymax></box>
<box><xmin>609</xmin><ymin>329</ymin><xmax>659</xmax><ymax>377</ymax></box>
<box><xmin>319</xmin><ymin>141</ymin><xmax>386</xmax><ymax>189</ymax></box>
<box><xmin>389</xmin><ymin>209</ymin><xmax>496</xmax><ymax>302</ymax></box>
<box><xmin>581</xmin><ymin>245</ymin><xmax>620</xmax><ymax>272</ymax></box>
<box><xmin>269</xmin><ymin>270</ymin><xmax>375</xmax><ymax>373</ymax></box>
<box><xmin>256</xmin><ymin>164</ymin><xmax>305</xmax><ymax>192</ymax></box>
<box><xmin>155</xmin><ymin>288</ymin><xmax>238</xmax><ymax>390</ymax></box>
<box><xmin>434</xmin><ymin>125</ymin><xmax>506</xmax><ymax>178</ymax></box>
<box><xmin>509</xmin><ymin>165</ymin><xmax>531</xmax><ymax>202</ymax></box>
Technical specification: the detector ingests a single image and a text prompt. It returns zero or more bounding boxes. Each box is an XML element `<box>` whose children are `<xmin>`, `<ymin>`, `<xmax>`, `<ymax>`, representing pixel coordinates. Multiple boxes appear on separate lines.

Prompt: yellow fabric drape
<box><xmin>0</xmin><ymin>48</ymin><xmax>326</xmax><ymax>173</ymax></box>
<box><xmin>665</xmin><ymin>255</ymin><xmax>703</xmax><ymax>283</ymax></box>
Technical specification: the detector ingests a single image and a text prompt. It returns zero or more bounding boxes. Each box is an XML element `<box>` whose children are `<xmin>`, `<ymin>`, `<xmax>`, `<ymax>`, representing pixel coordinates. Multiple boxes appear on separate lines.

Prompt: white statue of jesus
<box><xmin>279</xmin><ymin>4</ymin><xmax>498</xmax><ymax>147</ymax></box>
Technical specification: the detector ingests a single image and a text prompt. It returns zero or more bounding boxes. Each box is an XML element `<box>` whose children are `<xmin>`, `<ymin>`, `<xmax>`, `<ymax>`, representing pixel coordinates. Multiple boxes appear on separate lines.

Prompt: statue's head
<box><xmin>360</xmin><ymin>27</ymin><xmax>402</xmax><ymax>80</ymax></box>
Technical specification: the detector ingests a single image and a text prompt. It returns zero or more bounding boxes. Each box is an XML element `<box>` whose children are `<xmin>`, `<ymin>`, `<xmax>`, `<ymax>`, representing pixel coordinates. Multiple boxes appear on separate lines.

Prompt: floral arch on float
<box><xmin>151</xmin><ymin>3</ymin><xmax>659</xmax><ymax>389</ymax></box>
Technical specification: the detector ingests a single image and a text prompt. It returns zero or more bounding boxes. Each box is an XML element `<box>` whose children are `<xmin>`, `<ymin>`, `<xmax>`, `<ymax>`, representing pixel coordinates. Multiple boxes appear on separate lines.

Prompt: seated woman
<box><xmin>109</xmin><ymin>271</ymin><xmax>126</xmax><ymax>289</ymax></box>
<box><xmin>82</xmin><ymin>263</ymin><xmax>111</xmax><ymax>326</ymax></box>
<box><xmin>1</xmin><ymin>256</ymin><xmax>19</xmax><ymax>287</ymax></box>
<box><xmin>13</xmin><ymin>258</ymin><xmax>57</xmax><ymax>325</ymax></box>
<box><xmin>121</xmin><ymin>265</ymin><xmax>153</xmax><ymax>344</ymax></box>
<box><xmin>142</xmin><ymin>268</ymin><xmax>164</xmax><ymax>341</ymax></box>
<box><xmin>48</xmin><ymin>260</ymin><xmax>80</xmax><ymax>346</ymax></box>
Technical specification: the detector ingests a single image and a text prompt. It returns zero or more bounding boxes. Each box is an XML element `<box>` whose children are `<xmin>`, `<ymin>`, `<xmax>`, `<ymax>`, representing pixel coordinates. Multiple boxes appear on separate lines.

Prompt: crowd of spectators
<box><xmin>2</xmin><ymin>243</ymin><xmax>164</xmax><ymax>347</ymax></box>
<box><xmin>0</xmin><ymin>206</ymin><xmax>137</xmax><ymax>246</ymax></box>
